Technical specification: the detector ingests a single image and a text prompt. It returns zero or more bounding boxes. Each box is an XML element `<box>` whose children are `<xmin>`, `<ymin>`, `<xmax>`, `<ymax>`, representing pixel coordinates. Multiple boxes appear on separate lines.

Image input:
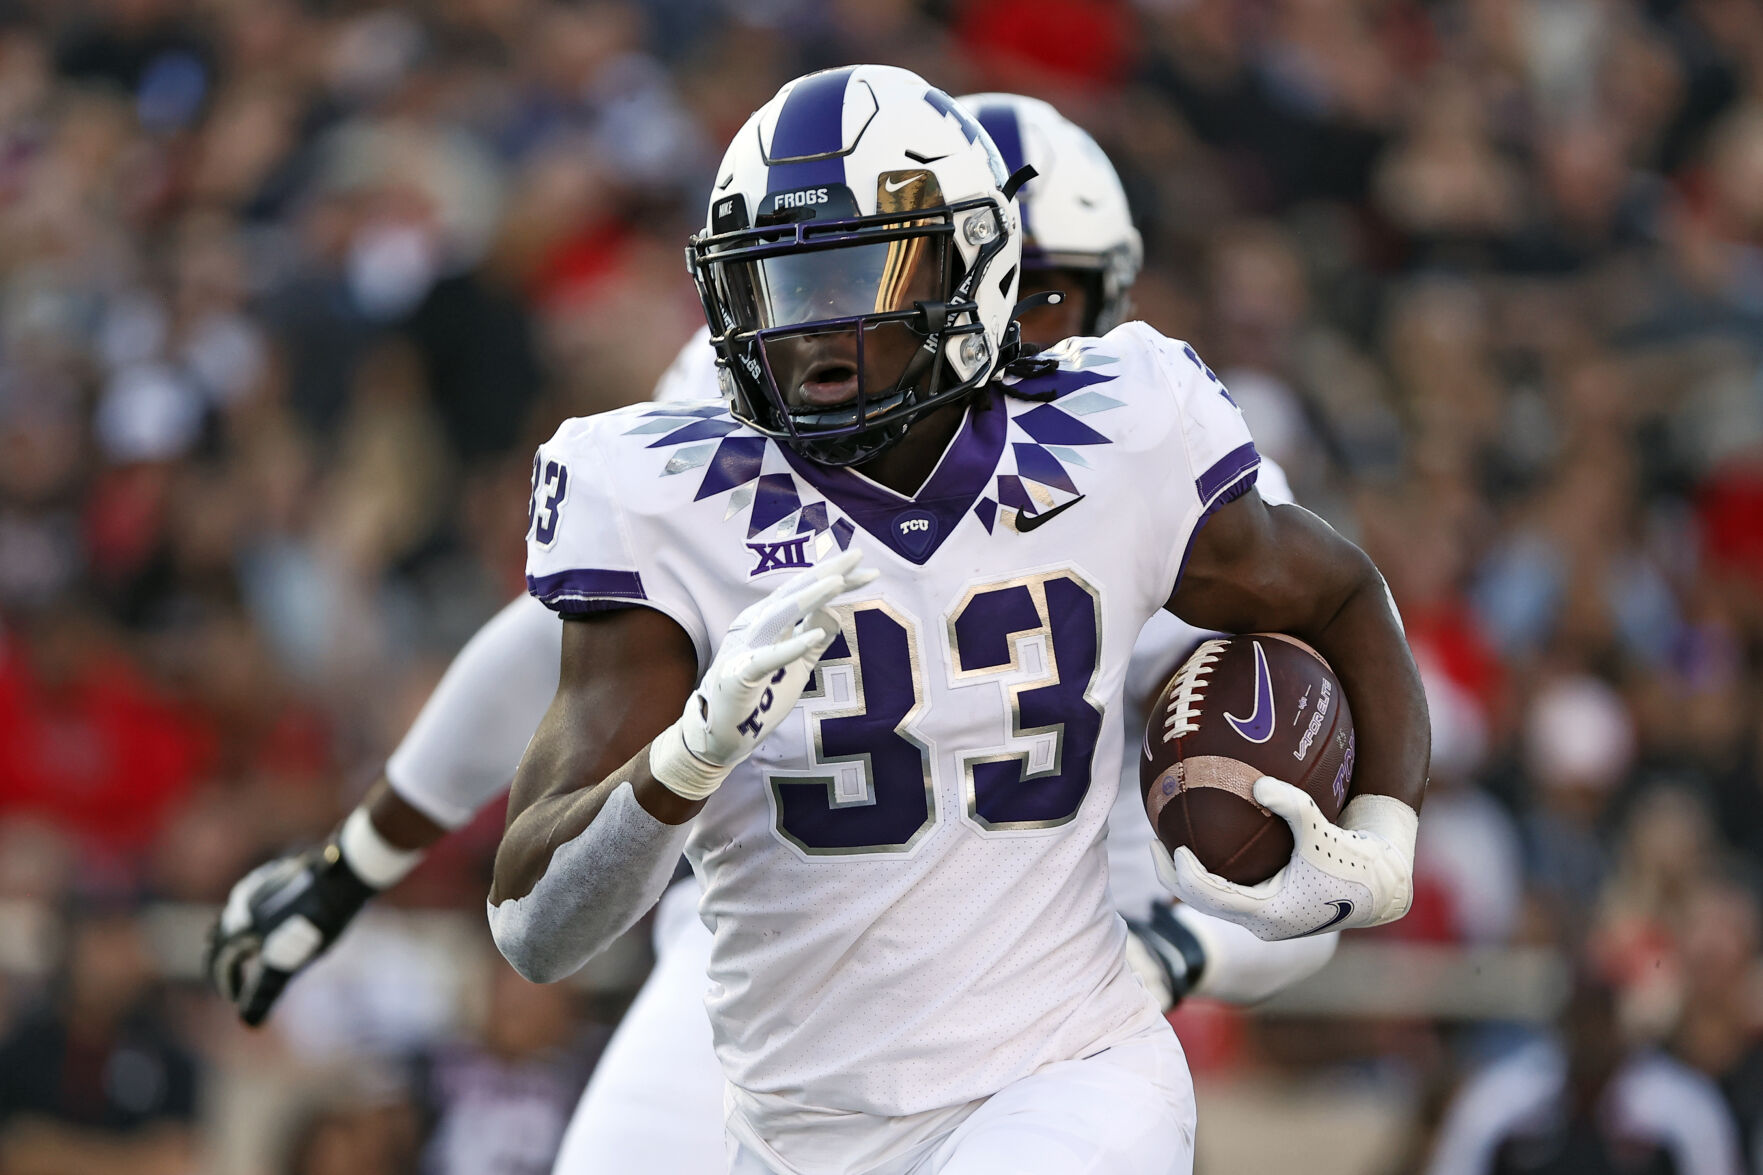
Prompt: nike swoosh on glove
<box><xmin>1152</xmin><ymin>777</ymin><xmax>1417</xmax><ymax>941</ymax></box>
<box><xmin>650</xmin><ymin>547</ymin><xmax>877</xmax><ymax>801</ymax></box>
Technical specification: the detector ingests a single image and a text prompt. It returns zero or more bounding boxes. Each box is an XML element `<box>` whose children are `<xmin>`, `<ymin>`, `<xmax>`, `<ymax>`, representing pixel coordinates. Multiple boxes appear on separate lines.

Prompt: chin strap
<box><xmin>993</xmin><ymin>317</ymin><xmax>1061</xmax><ymax>395</ymax></box>
<box><xmin>1011</xmin><ymin>290</ymin><xmax>1065</xmax><ymax>319</ymax></box>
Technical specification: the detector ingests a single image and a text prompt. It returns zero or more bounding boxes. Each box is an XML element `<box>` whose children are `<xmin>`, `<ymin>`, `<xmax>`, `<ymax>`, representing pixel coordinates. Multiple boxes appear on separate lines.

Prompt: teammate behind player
<box><xmin>492</xmin><ymin>65</ymin><xmax>1427</xmax><ymax>1173</ymax></box>
<box><xmin>960</xmin><ymin>93</ymin><xmax>1141</xmax><ymax>349</ymax></box>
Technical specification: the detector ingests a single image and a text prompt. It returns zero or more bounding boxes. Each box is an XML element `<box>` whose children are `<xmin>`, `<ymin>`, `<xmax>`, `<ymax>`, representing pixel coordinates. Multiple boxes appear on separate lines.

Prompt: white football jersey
<box><xmin>526</xmin><ymin>321</ymin><xmax>1261</xmax><ymax>1163</ymax></box>
<box><xmin>651</xmin><ymin>325</ymin><xmax>717</xmax><ymax>404</ymax></box>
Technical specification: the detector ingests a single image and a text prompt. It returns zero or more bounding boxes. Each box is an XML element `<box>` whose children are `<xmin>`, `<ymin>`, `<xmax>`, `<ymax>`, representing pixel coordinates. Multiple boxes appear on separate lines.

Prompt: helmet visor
<box><xmin>711</xmin><ymin>231</ymin><xmax>948</xmax><ymax>333</ymax></box>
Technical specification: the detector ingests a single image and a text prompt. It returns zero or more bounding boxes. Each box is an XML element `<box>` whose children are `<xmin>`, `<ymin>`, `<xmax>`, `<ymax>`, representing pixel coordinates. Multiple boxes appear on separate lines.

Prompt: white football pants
<box><xmin>552</xmin><ymin>880</ymin><xmax>727</xmax><ymax>1174</ymax></box>
<box><xmin>557</xmin><ymin>883</ymin><xmax>1196</xmax><ymax>1175</ymax></box>
<box><xmin>727</xmin><ymin>1023</ymin><xmax>1195</xmax><ymax>1175</ymax></box>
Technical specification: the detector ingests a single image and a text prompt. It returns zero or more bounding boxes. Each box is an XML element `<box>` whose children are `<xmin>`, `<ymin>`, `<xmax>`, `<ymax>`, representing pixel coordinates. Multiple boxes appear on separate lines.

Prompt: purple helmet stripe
<box><xmin>973</xmin><ymin>103</ymin><xmax>1031</xmax><ymax>238</ymax></box>
<box><xmin>974</xmin><ymin>105</ymin><xmax>1025</xmax><ymax>175</ymax></box>
<box><xmin>766</xmin><ymin>66</ymin><xmax>857</xmax><ymax>193</ymax></box>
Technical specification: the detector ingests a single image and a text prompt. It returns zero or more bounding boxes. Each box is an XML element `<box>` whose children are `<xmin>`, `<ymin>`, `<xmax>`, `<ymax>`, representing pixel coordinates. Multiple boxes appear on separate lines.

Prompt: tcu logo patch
<box><xmin>893</xmin><ymin>509</ymin><xmax>937</xmax><ymax>560</ymax></box>
<box><xmin>748</xmin><ymin>534</ymin><xmax>813</xmax><ymax>575</ymax></box>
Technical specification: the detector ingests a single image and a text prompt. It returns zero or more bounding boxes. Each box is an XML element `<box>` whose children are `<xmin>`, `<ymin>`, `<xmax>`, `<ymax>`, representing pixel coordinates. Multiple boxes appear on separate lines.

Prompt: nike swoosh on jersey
<box><xmin>1013</xmin><ymin>495</ymin><xmax>1085</xmax><ymax>532</ymax></box>
<box><xmin>1223</xmin><ymin>639</ymin><xmax>1275</xmax><ymax>743</ymax></box>
<box><xmin>1305</xmin><ymin>899</ymin><xmax>1355</xmax><ymax>935</ymax></box>
<box><xmin>883</xmin><ymin>175</ymin><xmax>920</xmax><ymax>193</ymax></box>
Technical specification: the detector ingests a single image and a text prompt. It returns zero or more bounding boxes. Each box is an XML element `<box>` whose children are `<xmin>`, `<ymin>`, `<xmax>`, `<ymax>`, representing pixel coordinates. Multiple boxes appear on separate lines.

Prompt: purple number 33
<box><xmin>530</xmin><ymin>457</ymin><xmax>569</xmax><ymax>547</ymax></box>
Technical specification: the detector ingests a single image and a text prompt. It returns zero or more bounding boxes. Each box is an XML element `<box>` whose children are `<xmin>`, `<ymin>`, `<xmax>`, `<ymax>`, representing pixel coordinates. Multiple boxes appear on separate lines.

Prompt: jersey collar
<box><xmin>776</xmin><ymin>396</ymin><xmax>1007</xmax><ymax>565</ymax></box>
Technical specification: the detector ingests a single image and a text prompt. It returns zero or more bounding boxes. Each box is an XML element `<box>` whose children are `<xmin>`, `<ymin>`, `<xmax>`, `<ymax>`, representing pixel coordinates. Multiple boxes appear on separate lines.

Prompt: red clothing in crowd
<box><xmin>0</xmin><ymin>636</ymin><xmax>214</xmax><ymax>856</ymax></box>
<box><xmin>1699</xmin><ymin>458</ymin><xmax>1763</xmax><ymax>588</ymax></box>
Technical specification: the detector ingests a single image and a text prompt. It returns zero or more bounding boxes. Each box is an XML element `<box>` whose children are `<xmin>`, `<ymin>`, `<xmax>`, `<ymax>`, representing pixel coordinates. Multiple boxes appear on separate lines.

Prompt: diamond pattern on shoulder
<box><xmin>664</xmin><ymin>442</ymin><xmax>718</xmax><ymax>475</ymax></box>
<box><xmin>1059</xmin><ymin>391</ymin><xmax>1126</xmax><ymax>417</ymax></box>
<box><xmin>695</xmin><ymin>436</ymin><xmax>768</xmax><ymax>500</ymax></box>
<box><xmin>647</xmin><ymin>418</ymin><xmax>742</xmax><ymax>448</ymax></box>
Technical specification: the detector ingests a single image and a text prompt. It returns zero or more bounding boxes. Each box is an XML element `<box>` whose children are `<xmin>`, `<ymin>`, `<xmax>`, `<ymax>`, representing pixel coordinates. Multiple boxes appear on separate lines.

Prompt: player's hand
<box><xmin>1123</xmin><ymin>901</ymin><xmax>1207</xmax><ymax>1012</ymax></box>
<box><xmin>1152</xmin><ymin>776</ymin><xmax>1417</xmax><ymax>941</ymax></box>
<box><xmin>650</xmin><ymin>547</ymin><xmax>877</xmax><ymax>801</ymax></box>
<box><xmin>206</xmin><ymin>844</ymin><xmax>376</xmax><ymax>1026</ymax></box>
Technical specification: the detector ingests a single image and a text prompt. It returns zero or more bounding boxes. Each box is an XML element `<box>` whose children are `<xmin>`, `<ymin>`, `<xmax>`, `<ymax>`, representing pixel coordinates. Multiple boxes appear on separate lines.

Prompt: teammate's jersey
<box><xmin>650</xmin><ymin>325</ymin><xmax>717</xmax><ymax>404</ymax></box>
<box><xmin>526</xmin><ymin>322</ymin><xmax>1261</xmax><ymax>1160</ymax></box>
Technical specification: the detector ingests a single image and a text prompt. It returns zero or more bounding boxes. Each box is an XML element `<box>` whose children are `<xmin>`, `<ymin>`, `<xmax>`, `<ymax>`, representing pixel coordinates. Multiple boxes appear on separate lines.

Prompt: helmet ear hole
<box><xmin>944</xmin><ymin>329</ymin><xmax>990</xmax><ymax>380</ymax></box>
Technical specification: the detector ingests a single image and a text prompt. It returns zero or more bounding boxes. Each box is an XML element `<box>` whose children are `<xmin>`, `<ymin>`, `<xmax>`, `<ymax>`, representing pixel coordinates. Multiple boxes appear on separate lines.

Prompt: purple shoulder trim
<box><xmin>526</xmin><ymin>568</ymin><xmax>647</xmax><ymax>612</ymax></box>
<box><xmin>1171</xmin><ymin>443</ymin><xmax>1262</xmax><ymax>595</ymax></box>
<box><xmin>1196</xmin><ymin>442</ymin><xmax>1260</xmax><ymax>506</ymax></box>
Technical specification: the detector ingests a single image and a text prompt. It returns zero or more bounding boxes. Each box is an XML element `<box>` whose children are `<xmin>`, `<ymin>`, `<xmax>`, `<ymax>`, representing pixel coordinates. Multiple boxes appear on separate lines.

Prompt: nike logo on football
<box><xmin>1306</xmin><ymin>900</ymin><xmax>1355</xmax><ymax>934</ymax></box>
<box><xmin>1013</xmin><ymin>495</ymin><xmax>1085</xmax><ymax>533</ymax></box>
<box><xmin>883</xmin><ymin>175</ymin><xmax>920</xmax><ymax>193</ymax></box>
<box><xmin>1224</xmin><ymin>639</ymin><xmax>1275</xmax><ymax>743</ymax></box>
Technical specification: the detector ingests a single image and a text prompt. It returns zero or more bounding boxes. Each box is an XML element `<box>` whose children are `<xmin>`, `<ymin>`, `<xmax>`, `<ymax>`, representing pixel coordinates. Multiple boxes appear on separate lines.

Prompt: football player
<box><xmin>208</xmin><ymin>87</ymin><xmax>1376</xmax><ymax>1174</ymax></box>
<box><xmin>493</xmin><ymin>64</ymin><xmax>1426</xmax><ymax>1175</ymax></box>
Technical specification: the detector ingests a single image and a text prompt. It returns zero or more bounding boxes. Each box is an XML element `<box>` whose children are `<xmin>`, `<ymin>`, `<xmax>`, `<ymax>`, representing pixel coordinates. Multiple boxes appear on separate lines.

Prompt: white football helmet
<box><xmin>689</xmin><ymin>65</ymin><xmax>1022</xmax><ymax>467</ymax></box>
<box><xmin>960</xmin><ymin>93</ymin><xmax>1143</xmax><ymax>335</ymax></box>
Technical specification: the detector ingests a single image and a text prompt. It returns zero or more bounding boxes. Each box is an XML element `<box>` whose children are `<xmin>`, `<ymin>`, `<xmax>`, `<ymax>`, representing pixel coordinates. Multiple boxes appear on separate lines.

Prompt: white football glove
<box><xmin>1154</xmin><ymin>777</ymin><xmax>1418</xmax><ymax>941</ymax></box>
<box><xmin>650</xmin><ymin>547</ymin><xmax>876</xmax><ymax>800</ymax></box>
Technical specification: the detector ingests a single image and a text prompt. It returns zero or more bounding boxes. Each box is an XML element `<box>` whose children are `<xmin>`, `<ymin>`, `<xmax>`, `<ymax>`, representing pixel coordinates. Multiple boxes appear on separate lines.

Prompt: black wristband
<box><xmin>310</xmin><ymin>843</ymin><xmax>379</xmax><ymax>923</ymax></box>
<box><xmin>1148</xmin><ymin>902</ymin><xmax>1207</xmax><ymax>996</ymax></box>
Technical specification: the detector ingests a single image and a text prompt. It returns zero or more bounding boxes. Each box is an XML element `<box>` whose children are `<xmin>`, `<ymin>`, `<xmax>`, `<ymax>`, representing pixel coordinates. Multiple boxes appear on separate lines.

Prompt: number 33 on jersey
<box><xmin>523</xmin><ymin>322</ymin><xmax>1259</xmax><ymax>1115</ymax></box>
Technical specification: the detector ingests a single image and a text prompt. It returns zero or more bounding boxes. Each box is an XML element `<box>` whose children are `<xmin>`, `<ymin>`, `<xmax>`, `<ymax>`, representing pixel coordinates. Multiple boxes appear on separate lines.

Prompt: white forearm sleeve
<box><xmin>487</xmin><ymin>781</ymin><xmax>691</xmax><ymax>983</ymax></box>
<box><xmin>1173</xmin><ymin>904</ymin><xmax>1339</xmax><ymax>1004</ymax></box>
<box><xmin>386</xmin><ymin>594</ymin><xmax>563</xmax><ymax>829</ymax></box>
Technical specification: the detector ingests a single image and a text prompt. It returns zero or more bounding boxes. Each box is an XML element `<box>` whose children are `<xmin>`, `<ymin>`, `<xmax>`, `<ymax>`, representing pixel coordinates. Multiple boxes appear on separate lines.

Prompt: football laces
<box><xmin>1163</xmin><ymin>638</ymin><xmax>1229</xmax><ymax>742</ymax></box>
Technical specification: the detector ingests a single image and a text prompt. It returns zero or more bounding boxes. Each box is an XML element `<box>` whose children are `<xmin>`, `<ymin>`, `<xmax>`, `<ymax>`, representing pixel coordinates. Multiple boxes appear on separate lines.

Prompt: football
<box><xmin>1141</xmin><ymin>634</ymin><xmax>1356</xmax><ymax>886</ymax></box>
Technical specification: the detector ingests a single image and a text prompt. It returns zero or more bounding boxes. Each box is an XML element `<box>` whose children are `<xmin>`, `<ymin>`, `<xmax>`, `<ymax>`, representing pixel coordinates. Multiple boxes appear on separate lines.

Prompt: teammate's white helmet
<box><xmin>689</xmin><ymin>65</ymin><xmax>1021</xmax><ymax>467</ymax></box>
<box><xmin>960</xmin><ymin>93</ymin><xmax>1143</xmax><ymax>334</ymax></box>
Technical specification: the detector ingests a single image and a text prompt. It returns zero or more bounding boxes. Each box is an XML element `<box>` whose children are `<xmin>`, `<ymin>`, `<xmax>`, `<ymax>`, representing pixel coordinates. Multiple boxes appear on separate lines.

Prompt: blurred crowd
<box><xmin>0</xmin><ymin>0</ymin><xmax>1762</xmax><ymax>1172</ymax></box>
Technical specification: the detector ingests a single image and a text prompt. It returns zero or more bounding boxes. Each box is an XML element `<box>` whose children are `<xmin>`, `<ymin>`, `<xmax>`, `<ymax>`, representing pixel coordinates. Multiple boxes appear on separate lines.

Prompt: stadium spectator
<box><xmin>1425</xmin><ymin>971</ymin><xmax>1743</xmax><ymax>1175</ymax></box>
<box><xmin>410</xmin><ymin>955</ymin><xmax>599</xmax><ymax>1175</ymax></box>
<box><xmin>0</xmin><ymin>901</ymin><xmax>201</xmax><ymax>1175</ymax></box>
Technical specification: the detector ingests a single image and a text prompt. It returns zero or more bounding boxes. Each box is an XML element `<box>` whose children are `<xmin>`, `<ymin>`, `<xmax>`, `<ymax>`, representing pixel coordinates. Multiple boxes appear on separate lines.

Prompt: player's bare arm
<box><xmin>361</xmin><ymin>777</ymin><xmax>451</xmax><ymax>847</ymax></box>
<box><xmin>488</xmin><ymin>550</ymin><xmax>874</xmax><ymax>982</ymax></box>
<box><xmin>491</xmin><ymin>606</ymin><xmax>701</xmax><ymax>906</ymax></box>
<box><xmin>1164</xmin><ymin>487</ymin><xmax>1430</xmax><ymax>939</ymax></box>
<box><xmin>1171</xmin><ymin>489</ymin><xmax>1427</xmax><ymax>811</ymax></box>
